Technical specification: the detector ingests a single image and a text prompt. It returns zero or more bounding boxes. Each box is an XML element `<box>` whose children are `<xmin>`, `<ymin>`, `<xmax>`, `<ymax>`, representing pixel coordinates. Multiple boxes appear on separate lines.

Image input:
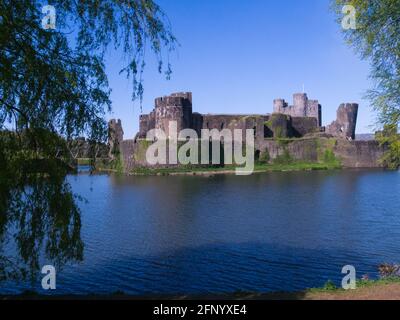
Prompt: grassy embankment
<box><xmin>292</xmin><ymin>277</ymin><xmax>400</xmax><ymax>300</ymax></box>
<box><xmin>180</xmin><ymin>277</ymin><xmax>400</xmax><ymax>300</ymax></box>
<box><xmin>129</xmin><ymin>161</ymin><xmax>341</xmax><ymax>176</ymax></box>
<box><xmin>129</xmin><ymin>145</ymin><xmax>341</xmax><ymax>176</ymax></box>
<box><xmin>84</xmin><ymin>137</ymin><xmax>343</xmax><ymax>175</ymax></box>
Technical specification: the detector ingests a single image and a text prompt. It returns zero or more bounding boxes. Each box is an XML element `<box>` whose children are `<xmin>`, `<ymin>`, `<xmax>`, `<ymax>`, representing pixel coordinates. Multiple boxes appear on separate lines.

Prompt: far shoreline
<box><xmin>89</xmin><ymin>163</ymin><xmax>393</xmax><ymax>177</ymax></box>
<box><xmin>92</xmin><ymin>160</ymin><xmax>344</xmax><ymax>176</ymax></box>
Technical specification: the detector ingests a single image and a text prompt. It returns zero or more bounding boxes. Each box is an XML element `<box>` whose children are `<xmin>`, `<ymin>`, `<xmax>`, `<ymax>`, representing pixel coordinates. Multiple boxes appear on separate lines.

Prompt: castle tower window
<box><xmin>221</xmin><ymin>123</ymin><xmax>224</xmax><ymax>130</ymax></box>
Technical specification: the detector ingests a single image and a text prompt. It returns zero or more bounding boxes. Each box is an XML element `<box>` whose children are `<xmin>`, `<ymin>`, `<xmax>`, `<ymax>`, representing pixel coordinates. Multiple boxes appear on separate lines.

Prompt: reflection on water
<box><xmin>0</xmin><ymin>172</ymin><xmax>83</xmax><ymax>284</ymax></box>
<box><xmin>1</xmin><ymin>169</ymin><xmax>400</xmax><ymax>295</ymax></box>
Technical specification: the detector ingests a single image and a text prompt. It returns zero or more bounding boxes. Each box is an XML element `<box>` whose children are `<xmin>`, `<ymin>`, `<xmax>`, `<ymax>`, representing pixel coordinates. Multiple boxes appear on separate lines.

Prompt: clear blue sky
<box><xmin>105</xmin><ymin>0</ymin><xmax>374</xmax><ymax>138</ymax></box>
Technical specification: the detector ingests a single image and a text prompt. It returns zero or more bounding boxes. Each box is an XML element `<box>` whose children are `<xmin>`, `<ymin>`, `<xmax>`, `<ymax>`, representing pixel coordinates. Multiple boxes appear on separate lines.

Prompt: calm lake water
<box><xmin>1</xmin><ymin>169</ymin><xmax>400</xmax><ymax>295</ymax></box>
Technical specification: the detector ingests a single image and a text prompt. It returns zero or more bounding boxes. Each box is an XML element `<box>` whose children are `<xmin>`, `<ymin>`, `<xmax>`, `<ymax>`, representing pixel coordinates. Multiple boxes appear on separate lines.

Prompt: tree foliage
<box><xmin>1</xmin><ymin>0</ymin><xmax>175</xmax><ymax>140</ymax></box>
<box><xmin>375</xmin><ymin>124</ymin><xmax>400</xmax><ymax>169</ymax></box>
<box><xmin>0</xmin><ymin>130</ymin><xmax>84</xmax><ymax>282</ymax></box>
<box><xmin>332</xmin><ymin>0</ymin><xmax>400</xmax><ymax>168</ymax></box>
<box><xmin>0</xmin><ymin>0</ymin><xmax>175</xmax><ymax>283</ymax></box>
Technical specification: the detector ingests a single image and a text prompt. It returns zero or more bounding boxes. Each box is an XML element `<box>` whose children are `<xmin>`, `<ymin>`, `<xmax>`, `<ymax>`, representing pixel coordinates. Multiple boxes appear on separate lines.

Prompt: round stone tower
<box><xmin>293</xmin><ymin>93</ymin><xmax>308</xmax><ymax>117</ymax></box>
<box><xmin>154</xmin><ymin>92</ymin><xmax>193</xmax><ymax>138</ymax></box>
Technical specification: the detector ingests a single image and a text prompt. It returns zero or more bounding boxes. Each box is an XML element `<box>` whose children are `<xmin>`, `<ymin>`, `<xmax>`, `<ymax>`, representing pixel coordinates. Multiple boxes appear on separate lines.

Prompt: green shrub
<box><xmin>323</xmin><ymin>149</ymin><xmax>337</xmax><ymax>164</ymax></box>
<box><xmin>273</xmin><ymin>149</ymin><xmax>293</xmax><ymax>164</ymax></box>
<box><xmin>322</xmin><ymin>280</ymin><xmax>337</xmax><ymax>291</ymax></box>
<box><xmin>258</xmin><ymin>150</ymin><xmax>270</xmax><ymax>163</ymax></box>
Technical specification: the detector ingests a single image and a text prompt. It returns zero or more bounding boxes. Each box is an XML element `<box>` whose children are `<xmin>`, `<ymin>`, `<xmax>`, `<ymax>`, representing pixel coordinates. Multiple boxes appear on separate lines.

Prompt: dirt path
<box><xmin>303</xmin><ymin>283</ymin><xmax>400</xmax><ymax>300</ymax></box>
<box><xmin>219</xmin><ymin>283</ymin><xmax>400</xmax><ymax>300</ymax></box>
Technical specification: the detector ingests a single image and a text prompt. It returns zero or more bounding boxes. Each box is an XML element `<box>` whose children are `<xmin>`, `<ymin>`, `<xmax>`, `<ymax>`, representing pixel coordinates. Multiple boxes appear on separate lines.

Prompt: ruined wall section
<box><xmin>291</xmin><ymin>117</ymin><xmax>319</xmax><ymax>137</ymax></box>
<box><xmin>108</xmin><ymin>119</ymin><xmax>124</xmax><ymax>160</ymax></box>
<box><xmin>269</xmin><ymin>114</ymin><xmax>291</xmax><ymax>138</ymax></box>
<box><xmin>139</xmin><ymin>111</ymin><xmax>155</xmax><ymax>138</ymax></box>
<box><xmin>201</xmin><ymin>114</ymin><xmax>271</xmax><ymax>142</ymax></box>
<box><xmin>263</xmin><ymin>114</ymin><xmax>318</xmax><ymax>139</ymax></box>
<box><xmin>326</xmin><ymin>103</ymin><xmax>358</xmax><ymax>140</ymax></box>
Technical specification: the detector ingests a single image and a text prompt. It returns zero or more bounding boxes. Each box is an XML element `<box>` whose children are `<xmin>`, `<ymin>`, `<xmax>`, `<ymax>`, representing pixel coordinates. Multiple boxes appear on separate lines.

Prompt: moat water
<box><xmin>1</xmin><ymin>169</ymin><xmax>400</xmax><ymax>295</ymax></box>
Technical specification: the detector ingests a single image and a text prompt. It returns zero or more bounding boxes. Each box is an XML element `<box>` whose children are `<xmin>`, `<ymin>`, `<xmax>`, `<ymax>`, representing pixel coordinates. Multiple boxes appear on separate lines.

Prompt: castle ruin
<box><xmin>109</xmin><ymin>91</ymin><xmax>386</xmax><ymax>170</ymax></box>
<box><xmin>137</xmin><ymin>92</ymin><xmax>356</xmax><ymax>141</ymax></box>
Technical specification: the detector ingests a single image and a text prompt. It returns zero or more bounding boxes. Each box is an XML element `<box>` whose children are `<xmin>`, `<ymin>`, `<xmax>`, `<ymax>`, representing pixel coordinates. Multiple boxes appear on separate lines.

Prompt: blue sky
<box><xmin>105</xmin><ymin>0</ymin><xmax>374</xmax><ymax>138</ymax></box>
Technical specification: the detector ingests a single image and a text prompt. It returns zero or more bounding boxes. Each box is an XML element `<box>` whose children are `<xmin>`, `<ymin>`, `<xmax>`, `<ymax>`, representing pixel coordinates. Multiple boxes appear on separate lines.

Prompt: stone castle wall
<box><xmin>334</xmin><ymin>139</ymin><xmax>384</xmax><ymax>167</ymax></box>
<box><xmin>138</xmin><ymin>92</ymin><xmax>321</xmax><ymax>141</ymax></box>
<box><xmin>256</xmin><ymin>138</ymin><xmax>384</xmax><ymax>168</ymax></box>
<box><xmin>118</xmin><ymin>137</ymin><xmax>385</xmax><ymax>172</ymax></box>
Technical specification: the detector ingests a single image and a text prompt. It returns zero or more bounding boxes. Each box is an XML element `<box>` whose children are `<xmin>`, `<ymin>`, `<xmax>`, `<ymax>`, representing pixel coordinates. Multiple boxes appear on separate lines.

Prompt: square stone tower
<box><xmin>273</xmin><ymin>93</ymin><xmax>321</xmax><ymax>126</ymax></box>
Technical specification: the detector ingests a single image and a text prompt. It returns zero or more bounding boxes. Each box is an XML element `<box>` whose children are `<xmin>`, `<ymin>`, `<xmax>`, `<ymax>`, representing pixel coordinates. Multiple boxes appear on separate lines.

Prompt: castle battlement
<box><xmin>134</xmin><ymin>91</ymin><xmax>357</xmax><ymax>141</ymax></box>
<box><xmin>155</xmin><ymin>92</ymin><xmax>192</xmax><ymax>109</ymax></box>
<box><xmin>273</xmin><ymin>93</ymin><xmax>322</xmax><ymax>126</ymax></box>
